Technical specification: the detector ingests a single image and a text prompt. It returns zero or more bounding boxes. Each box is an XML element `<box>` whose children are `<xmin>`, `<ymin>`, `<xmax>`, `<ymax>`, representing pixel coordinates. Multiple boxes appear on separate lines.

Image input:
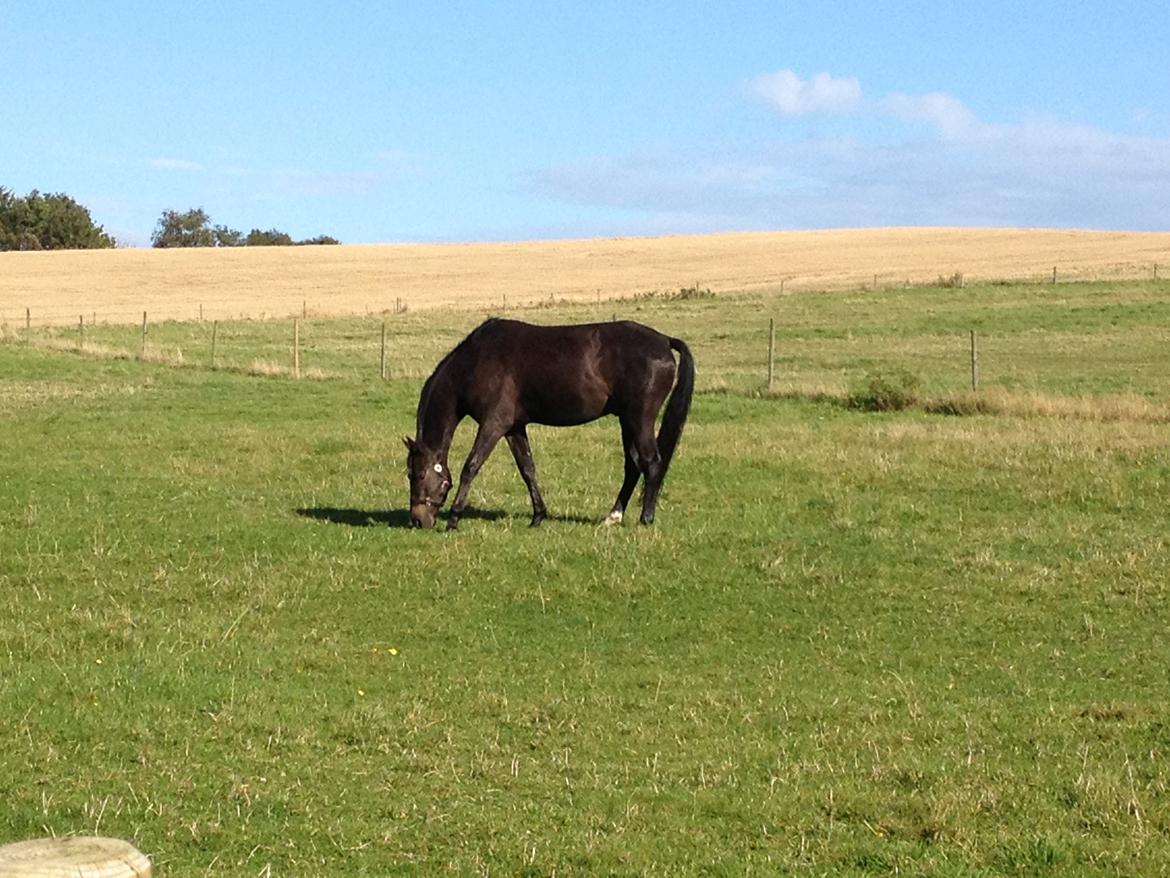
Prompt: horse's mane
<box><xmin>416</xmin><ymin>320</ymin><xmax>498</xmax><ymax>437</ymax></box>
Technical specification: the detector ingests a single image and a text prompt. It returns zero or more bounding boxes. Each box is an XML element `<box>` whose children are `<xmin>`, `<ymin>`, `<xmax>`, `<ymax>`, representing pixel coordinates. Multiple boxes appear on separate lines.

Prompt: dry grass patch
<box><xmin>246</xmin><ymin>359</ymin><xmax>329</xmax><ymax>380</ymax></box>
<box><xmin>0</xmin><ymin>379</ymin><xmax>154</xmax><ymax>409</ymax></box>
<box><xmin>927</xmin><ymin>389</ymin><xmax>1170</xmax><ymax>423</ymax></box>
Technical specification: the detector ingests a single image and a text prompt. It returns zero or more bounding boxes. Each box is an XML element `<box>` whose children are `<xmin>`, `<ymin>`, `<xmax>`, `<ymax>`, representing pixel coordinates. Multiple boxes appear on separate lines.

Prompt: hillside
<box><xmin>3</xmin><ymin>227</ymin><xmax>1169</xmax><ymax>326</ymax></box>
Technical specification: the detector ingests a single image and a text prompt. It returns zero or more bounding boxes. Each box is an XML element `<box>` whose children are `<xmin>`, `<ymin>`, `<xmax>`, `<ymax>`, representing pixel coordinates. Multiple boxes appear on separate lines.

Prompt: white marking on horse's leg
<box><xmin>604</xmin><ymin>510</ymin><xmax>624</xmax><ymax>526</ymax></box>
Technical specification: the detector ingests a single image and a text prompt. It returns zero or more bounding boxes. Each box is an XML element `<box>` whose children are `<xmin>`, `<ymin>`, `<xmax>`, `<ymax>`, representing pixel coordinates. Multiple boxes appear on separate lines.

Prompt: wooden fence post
<box><xmin>380</xmin><ymin>319</ymin><xmax>387</xmax><ymax>380</ymax></box>
<box><xmin>26</xmin><ymin>308</ymin><xmax>30</xmax><ymax>331</ymax></box>
<box><xmin>78</xmin><ymin>315</ymin><xmax>84</xmax><ymax>346</ymax></box>
<box><xmin>141</xmin><ymin>311</ymin><xmax>148</xmax><ymax>357</ymax></box>
<box><xmin>211</xmin><ymin>320</ymin><xmax>218</xmax><ymax>367</ymax></box>
<box><xmin>970</xmin><ymin>330</ymin><xmax>979</xmax><ymax>391</ymax></box>
<box><xmin>1052</xmin><ymin>266</ymin><xmax>1057</xmax><ymax>284</ymax></box>
<box><xmin>767</xmin><ymin>317</ymin><xmax>776</xmax><ymax>391</ymax></box>
<box><xmin>293</xmin><ymin>318</ymin><xmax>301</xmax><ymax>379</ymax></box>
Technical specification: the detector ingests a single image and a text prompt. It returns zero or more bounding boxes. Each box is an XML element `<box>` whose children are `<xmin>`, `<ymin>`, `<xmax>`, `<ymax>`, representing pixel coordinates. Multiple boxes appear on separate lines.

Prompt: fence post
<box><xmin>293</xmin><ymin>318</ymin><xmax>301</xmax><ymax>379</ymax></box>
<box><xmin>767</xmin><ymin>317</ymin><xmax>775</xmax><ymax>391</ymax></box>
<box><xmin>1052</xmin><ymin>266</ymin><xmax>1057</xmax><ymax>284</ymax></box>
<box><xmin>970</xmin><ymin>330</ymin><xmax>979</xmax><ymax>391</ymax></box>
<box><xmin>380</xmin><ymin>319</ymin><xmax>387</xmax><ymax>380</ymax></box>
<box><xmin>26</xmin><ymin>308</ymin><xmax>30</xmax><ymax>331</ymax></box>
<box><xmin>141</xmin><ymin>311</ymin><xmax>148</xmax><ymax>357</ymax></box>
<box><xmin>211</xmin><ymin>320</ymin><xmax>218</xmax><ymax>367</ymax></box>
<box><xmin>78</xmin><ymin>315</ymin><xmax>84</xmax><ymax>347</ymax></box>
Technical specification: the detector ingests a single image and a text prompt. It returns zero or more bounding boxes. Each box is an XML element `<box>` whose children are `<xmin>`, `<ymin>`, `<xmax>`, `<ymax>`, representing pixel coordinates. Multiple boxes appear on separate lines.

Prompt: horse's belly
<box><xmin>523</xmin><ymin>383</ymin><xmax>610</xmax><ymax>427</ymax></box>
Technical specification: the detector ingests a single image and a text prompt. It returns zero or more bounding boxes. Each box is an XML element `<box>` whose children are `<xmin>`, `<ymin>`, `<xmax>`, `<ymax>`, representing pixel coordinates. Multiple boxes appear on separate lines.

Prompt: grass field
<box><xmin>2</xmin><ymin>274</ymin><xmax>1169</xmax><ymax>874</ymax></box>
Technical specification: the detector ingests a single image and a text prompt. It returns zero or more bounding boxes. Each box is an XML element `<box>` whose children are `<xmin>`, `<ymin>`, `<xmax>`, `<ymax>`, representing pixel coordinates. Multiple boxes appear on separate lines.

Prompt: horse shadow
<box><xmin>295</xmin><ymin>506</ymin><xmax>596</xmax><ymax>529</ymax></box>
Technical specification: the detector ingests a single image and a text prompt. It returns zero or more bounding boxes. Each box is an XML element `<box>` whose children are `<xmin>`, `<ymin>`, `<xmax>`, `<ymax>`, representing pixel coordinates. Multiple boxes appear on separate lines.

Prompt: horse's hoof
<box><xmin>602</xmin><ymin>510</ymin><xmax>623</xmax><ymax>527</ymax></box>
<box><xmin>445</xmin><ymin>519</ymin><xmax>460</xmax><ymax>532</ymax></box>
<box><xmin>529</xmin><ymin>514</ymin><xmax>546</xmax><ymax>528</ymax></box>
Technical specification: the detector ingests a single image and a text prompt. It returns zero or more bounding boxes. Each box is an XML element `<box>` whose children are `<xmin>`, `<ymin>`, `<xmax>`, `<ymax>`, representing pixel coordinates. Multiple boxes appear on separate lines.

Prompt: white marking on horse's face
<box><xmin>433</xmin><ymin>463</ymin><xmax>444</xmax><ymax>474</ymax></box>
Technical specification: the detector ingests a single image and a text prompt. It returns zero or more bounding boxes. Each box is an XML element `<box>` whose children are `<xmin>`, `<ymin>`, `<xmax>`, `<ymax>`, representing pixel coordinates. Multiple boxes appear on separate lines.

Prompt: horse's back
<box><xmin>458</xmin><ymin>319</ymin><xmax>675</xmax><ymax>425</ymax></box>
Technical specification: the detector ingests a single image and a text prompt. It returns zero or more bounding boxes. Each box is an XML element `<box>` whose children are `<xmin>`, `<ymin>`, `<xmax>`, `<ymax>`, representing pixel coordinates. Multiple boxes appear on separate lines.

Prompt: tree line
<box><xmin>1</xmin><ymin>185</ymin><xmax>339</xmax><ymax>251</ymax></box>
<box><xmin>1</xmin><ymin>187</ymin><xmax>116</xmax><ymax>250</ymax></box>
<box><xmin>150</xmin><ymin>208</ymin><xmax>339</xmax><ymax>248</ymax></box>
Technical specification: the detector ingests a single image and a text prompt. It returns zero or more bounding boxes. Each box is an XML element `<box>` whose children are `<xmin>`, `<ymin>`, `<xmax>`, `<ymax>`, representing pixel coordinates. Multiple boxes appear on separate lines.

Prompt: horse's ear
<box><xmin>403</xmin><ymin>436</ymin><xmax>415</xmax><ymax>451</ymax></box>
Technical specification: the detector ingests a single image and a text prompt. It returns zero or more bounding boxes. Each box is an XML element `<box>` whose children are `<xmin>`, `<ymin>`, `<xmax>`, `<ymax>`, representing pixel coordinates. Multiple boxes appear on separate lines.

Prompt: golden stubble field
<box><xmin>3</xmin><ymin>227</ymin><xmax>1169</xmax><ymax>326</ymax></box>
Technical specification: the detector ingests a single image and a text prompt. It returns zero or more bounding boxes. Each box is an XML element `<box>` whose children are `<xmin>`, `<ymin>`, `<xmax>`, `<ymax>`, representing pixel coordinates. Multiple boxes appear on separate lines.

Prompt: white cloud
<box><xmin>149</xmin><ymin>157</ymin><xmax>203</xmax><ymax>171</ymax></box>
<box><xmin>274</xmin><ymin>169</ymin><xmax>387</xmax><ymax>196</ymax></box>
<box><xmin>750</xmin><ymin>70</ymin><xmax>984</xmax><ymax>142</ymax></box>
<box><xmin>879</xmin><ymin>92</ymin><xmax>982</xmax><ymax>140</ymax></box>
<box><xmin>528</xmin><ymin>107</ymin><xmax>1170</xmax><ymax>232</ymax></box>
<box><xmin>750</xmin><ymin>70</ymin><xmax>862</xmax><ymax>115</ymax></box>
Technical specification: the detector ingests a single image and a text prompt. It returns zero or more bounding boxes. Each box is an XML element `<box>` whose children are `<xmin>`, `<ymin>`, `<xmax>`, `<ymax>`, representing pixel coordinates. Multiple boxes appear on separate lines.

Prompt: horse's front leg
<box><xmin>506</xmin><ymin>427</ymin><xmax>547</xmax><ymax>527</ymax></box>
<box><xmin>446</xmin><ymin>423</ymin><xmax>503</xmax><ymax>531</ymax></box>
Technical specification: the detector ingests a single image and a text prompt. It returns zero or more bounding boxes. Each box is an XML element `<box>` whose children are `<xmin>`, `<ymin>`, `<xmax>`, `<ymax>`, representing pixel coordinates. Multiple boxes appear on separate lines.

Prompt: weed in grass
<box><xmin>847</xmin><ymin>368</ymin><xmax>922</xmax><ymax>412</ymax></box>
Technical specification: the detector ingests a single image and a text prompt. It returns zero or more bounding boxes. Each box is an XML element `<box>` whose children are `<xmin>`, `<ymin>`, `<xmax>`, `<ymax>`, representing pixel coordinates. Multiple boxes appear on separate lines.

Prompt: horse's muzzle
<box><xmin>410</xmin><ymin>503</ymin><xmax>437</xmax><ymax>529</ymax></box>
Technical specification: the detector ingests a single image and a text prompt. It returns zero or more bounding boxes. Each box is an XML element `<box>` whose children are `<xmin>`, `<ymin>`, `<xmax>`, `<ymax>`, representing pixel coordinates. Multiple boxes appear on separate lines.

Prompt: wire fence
<box><xmin>2</xmin><ymin>260</ymin><xmax>1166</xmax><ymax>330</ymax></box>
<box><xmin>5</xmin><ymin>271</ymin><xmax>1170</xmax><ymax>409</ymax></box>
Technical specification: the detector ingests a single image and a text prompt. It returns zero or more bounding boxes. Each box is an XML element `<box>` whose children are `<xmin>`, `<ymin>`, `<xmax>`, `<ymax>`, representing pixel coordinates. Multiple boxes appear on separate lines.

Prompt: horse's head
<box><xmin>404</xmin><ymin>437</ymin><xmax>452</xmax><ymax>528</ymax></box>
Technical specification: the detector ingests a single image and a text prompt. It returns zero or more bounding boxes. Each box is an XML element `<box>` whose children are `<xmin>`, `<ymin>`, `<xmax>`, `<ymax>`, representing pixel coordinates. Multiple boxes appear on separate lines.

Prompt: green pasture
<box><xmin>2</xmin><ymin>280</ymin><xmax>1169</xmax><ymax>874</ymax></box>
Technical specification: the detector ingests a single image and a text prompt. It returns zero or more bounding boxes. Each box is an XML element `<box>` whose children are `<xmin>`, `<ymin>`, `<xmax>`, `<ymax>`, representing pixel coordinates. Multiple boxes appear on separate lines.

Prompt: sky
<box><xmin>3</xmin><ymin>1</ymin><xmax>1169</xmax><ymax>246</ymax></box>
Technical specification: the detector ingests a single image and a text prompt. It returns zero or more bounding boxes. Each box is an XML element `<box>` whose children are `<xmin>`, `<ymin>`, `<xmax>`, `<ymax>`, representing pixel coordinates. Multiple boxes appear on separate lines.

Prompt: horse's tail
<box><xmin>657</xmin><ymin>337</ymin><xmax>695</xmax><ymax>476</ymax></box>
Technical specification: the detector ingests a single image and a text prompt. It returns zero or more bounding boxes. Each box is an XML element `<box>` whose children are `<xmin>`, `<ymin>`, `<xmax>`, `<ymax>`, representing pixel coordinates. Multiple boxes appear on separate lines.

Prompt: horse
<box><xmin>405</xmin><ymin>317</ymin><xmax>694</xmax><ymax>530</ymax></box>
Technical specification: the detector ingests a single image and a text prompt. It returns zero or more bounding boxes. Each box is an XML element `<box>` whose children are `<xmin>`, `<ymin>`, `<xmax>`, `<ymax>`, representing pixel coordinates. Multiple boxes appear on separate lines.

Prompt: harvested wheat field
<box><xmin>3</xmin><ymin>227</ymin><xmax>1169</xmax><ymax>326</ymax></box>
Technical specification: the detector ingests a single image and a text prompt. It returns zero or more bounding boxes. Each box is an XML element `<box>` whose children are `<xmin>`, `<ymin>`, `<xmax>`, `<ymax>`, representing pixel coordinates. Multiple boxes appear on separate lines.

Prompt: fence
<box><xmin>4</xmin><ymin>272</ymin><xmax>1170</xmax><ymax>410</ymax></box>
<box><xmin>3</xmin><ymin>259</ymin><xmax>1166</xmax><ymax>330</ymax></box>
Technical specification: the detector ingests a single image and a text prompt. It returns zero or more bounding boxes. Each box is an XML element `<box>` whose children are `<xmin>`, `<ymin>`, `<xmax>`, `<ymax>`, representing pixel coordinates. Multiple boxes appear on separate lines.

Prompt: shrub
<box><xmin>847</xmin><ymin>368</ymin><xmax>922</xmax><ymax>412</ymax></box>
<box><xmin>675</xmin><ymin>284</ymin><xmax>716</xmax><ymax>300</ymax></box>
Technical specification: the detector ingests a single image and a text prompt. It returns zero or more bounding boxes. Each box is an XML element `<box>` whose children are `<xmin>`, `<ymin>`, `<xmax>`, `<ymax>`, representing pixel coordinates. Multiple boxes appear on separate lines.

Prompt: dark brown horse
<box><xmin>405</xmin><ymin>318</ymin><xmax>694</xmax><ymax>530</ymax></box>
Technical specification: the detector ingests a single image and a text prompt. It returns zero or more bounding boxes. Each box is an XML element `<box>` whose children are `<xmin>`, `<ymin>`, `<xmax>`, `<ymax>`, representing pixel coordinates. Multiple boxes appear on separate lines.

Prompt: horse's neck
<box><xmin>417</xmin><ymin>367</ymin><xmax>459</xmax><ymax>452</ymax></box>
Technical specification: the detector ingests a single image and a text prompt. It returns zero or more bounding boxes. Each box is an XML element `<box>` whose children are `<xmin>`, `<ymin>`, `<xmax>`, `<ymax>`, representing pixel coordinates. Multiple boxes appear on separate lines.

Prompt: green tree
<box><xmin>152</xmin><ymin>208</ymin><xmax>338</xmax><ymax>248</ymax></box>
<box><xmin>151</xmin><ymin>208</ymin><xmax>219</xmax><ymax>248</ymax></box>
<box><xmin>0</xmin><ymin>187</ymin><xmax>116</xmax><ymax>250</ymax></box>
<box><xmin>213</xmin><ymin>225</ymin><xmax>244</xmax><ymax>247</ymax></box>
<box><xmin>245</xmin><ymin>228</ymin><xmax>295</xmax><ymax>247</ymax></box>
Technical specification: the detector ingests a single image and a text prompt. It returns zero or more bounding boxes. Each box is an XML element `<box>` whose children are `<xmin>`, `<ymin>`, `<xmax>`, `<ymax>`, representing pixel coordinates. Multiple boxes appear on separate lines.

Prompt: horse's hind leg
<box><xmin>635</xmin><ymin>428</ymin><xmax>665</xmax><ymax>525</ymax></box>
<box><xmin>506</xmin><ymin>427</ymin><xmax>547</xmax><ymax>527</ymax></box>
<box><xmin>606</xmin><ymin>419</ymin><xmax>644</xmax><ymax>525</ymax></box>
<box><xmin>616</xmin><ymin>410</ymin><xmax>666</xmax><ymax>525</ymax></box>
<box><xmin>447</xmin><ymin>422</ymin><xmax>503</xmax><ymax>531</ymax></box>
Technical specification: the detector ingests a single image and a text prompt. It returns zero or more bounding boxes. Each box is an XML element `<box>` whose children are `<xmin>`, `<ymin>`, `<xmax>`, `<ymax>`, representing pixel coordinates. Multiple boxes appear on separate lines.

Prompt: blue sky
<box><xmin>4</xmin><ymin>1</ymin><xmax>1169</xmax><ymax>245</ymax></box>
